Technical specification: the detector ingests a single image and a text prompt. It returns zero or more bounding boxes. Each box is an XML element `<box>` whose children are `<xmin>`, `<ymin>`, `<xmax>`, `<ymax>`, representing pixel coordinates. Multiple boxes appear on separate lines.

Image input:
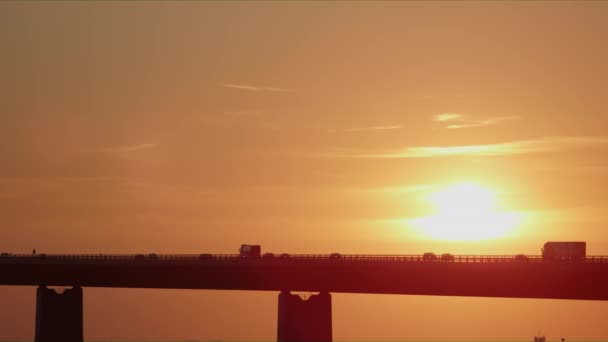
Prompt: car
<box><xmin>0</xmin><ymin>252</ymin><xmax>10</xmax><ymax>258</ymax></box>
<box><xmin>329</xmin><ymin>253</ymin><xmax>342</xmax><ymax>260</ymax></box>
<box><xmin>199</xmin><ymin>253</ymin><xmax>213</xmax><ymax>260</ymax></box>
<box><xmin>134</xmin><ymin>254</ymin><xmax>146</xmax><ymax>261</ymax></box>
<box><xmin>514</xmin><ymin>254</ymin><xmax>529</xmax><ymax>262</ymax></box>
<box><xmin>279</xmin><ymin>253</ymin><xmax>291</xmax><ymax>259</ymax></box>
<box><xmin>262</xmin><ymin>253</ymin><xmax>275</xmax><ymax>259</ymax></box>
<box><xmin>441</xmin><ymin>253</ymin><xmax>455</xmax><ymax>262</ymax></box>
<box><xmin>423</xmin><ymin>252</ymin><xmax>437</xmax><ymax>262</ymax></box>
<box><xmin>147</xmin><ymin>253</ymin><xmax>159</xmax><ymax>260</ymax></box>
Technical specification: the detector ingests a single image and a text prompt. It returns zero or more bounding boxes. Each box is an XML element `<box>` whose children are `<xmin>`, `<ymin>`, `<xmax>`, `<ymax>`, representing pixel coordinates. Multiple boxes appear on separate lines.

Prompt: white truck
<box><xmin>542</xmin><ymin>241</ymin><xmax>586</xmax><ymax>261</ymax></box>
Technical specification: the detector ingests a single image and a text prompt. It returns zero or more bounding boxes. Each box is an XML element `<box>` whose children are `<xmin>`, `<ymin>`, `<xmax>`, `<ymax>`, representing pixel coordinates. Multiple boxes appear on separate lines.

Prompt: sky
<box><xmin>1</xmin><ymin>1</ymin><xmax>608</xmax><ymax>340</ymax></box>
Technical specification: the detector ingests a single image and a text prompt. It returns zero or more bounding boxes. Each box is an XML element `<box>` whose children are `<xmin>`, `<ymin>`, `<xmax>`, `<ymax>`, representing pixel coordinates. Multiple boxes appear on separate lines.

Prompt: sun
<box><xmin>408</xmin><ymin>182</ymin><xmax>522</xmax><ymax>241</ymax></box>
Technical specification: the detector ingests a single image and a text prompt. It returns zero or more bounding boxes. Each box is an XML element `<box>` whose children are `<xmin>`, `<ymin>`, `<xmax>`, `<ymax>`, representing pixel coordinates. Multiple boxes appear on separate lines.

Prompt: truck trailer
<box><xmin>239</xmin><ymin>244</ymin><xmax>261</xmax><ymax>258</ymax></box>
<box><xmin>541</xmin><ymin>241</ymin><xmax>586</xmax><ymax>261</ymax></box>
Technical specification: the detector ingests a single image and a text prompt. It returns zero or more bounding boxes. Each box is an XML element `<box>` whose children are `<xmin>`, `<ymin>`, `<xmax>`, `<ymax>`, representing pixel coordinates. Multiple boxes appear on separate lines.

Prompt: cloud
<box><xmin>99</xmin><ymin>143</ymin><xmax>158</xmax><ymax>155</ymax></box>
<box><xmin>417</xmin><ymin>95</ymin><xmax>465</xmax><ymax>102</ymax></box>
<box><xmin>222</xmin><ymin>83</ymin><xmax>293</xmax><ymax>92</ymax></box>
<box><xmin>0</xmin><ymin>177</ymin><xmax>59</xmax><ymax>200</ymax></box>
<box><xmin>434</xmin><ymin>113</ymin><xmax>463</xmax><ymax>122</ymax></box>
<box><xmin>418</xmin><ymin>95</ymin><xmax>440</xmax><ymax>100</ymax></box>
<box><xmin>433</xmin><ymin>113</ymin><xmax>519</xmax><ymax>129</ymax></box>
<box><xmin>330</xmin><ymin>136</ymin><xmax>608</xmax><ymax>159</ymax></box>
<box><xmin>365</xmin><ymin>184</ymin><xmax>437</xmax><ymax>193</ymax></box>
<box><xmin>445</xmin><ymin>116</ymin><xmax>519</xmax><ymax>129</ymax></box>
<box><xmin>328</xmin><ymin>125</ymin><xmax>403</xmax><ymax>133</ymax></box>
<box><xmin>345</xmin><ymin>125</ymin><xmax>403</xmax><ymax>132</ymax></box>
<box><xmin>223</xmin><ymin>110</ymin><xmax>263</xmax><ymax>118</ymax></box>
<box><xmin>0</xmin><ymin>176</ymin><xmax>131</xmax><ymax>200</ymax></box>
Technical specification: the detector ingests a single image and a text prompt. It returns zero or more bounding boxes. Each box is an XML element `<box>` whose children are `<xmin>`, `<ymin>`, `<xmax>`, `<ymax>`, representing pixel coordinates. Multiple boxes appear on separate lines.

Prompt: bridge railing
<box><xmin>2</xmin><ymin>253</ymin><xmax>608</xmax><ymax>264</ymax></box>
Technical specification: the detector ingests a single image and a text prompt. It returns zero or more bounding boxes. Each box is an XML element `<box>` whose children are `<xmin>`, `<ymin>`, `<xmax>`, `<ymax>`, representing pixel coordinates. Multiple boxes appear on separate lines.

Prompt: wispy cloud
<box><xmin>417</xmin><ymin>95</ymin><xmax>465</xmax><ymax>102</ymax></box>
<box><xmin>328</xmin><ymin>125</ymin><xmax>403</xmax><ymax>134</ymax></box>
<box><xmin>433</xmin><ymin>113</ymin><xmax>519</xmax><ymax>129</ymax></box>
<box><xmin>434</xmin><ymin>113</ymin><xmax>463</xmax><ymax>122</ymax></box>
<box><xmin>0</xmin><ymin>177</ymin><xmax>58</xmax><ymax>200</ymax></box>
<box><xmin>222</xmin><ymin>83</ymin><xmax>293</xmax><ymax>92</ymax></box>
<box><xmin>445</xmin><ymin>116</ymin><xmax>519</xmax><ymax>129</ymax></box>
<box><xmin>365</xmin><ymin>184</ymin><xmax>437</xmax><ymax>193</ymax></box>
<box><xmin>223</xmin><ymin>110</ymin><xmax>263</xmax><ymax>118</ymax></box>
<box><xmin>99</xmin><ymin>143</ymin><xmax>158</xmax><ymax>155</ymax></box>
<box><xmin>330</xmin><ymin>136</ymin><xmax>608</xmax><ymax>159</ymax></box>
<box><xmin>345</xmin><ymin>125</ymin><xmax>403</xmax><ymax>132</ymax></box>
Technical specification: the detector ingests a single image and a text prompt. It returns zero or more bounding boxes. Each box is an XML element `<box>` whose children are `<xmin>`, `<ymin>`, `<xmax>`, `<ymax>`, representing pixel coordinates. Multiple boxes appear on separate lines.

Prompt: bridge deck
<box><xmin>1</xmin><ymin>254</ymin><xmax>607</xmax><ymax>300</ymax></box>
<box><xmin>2</xmin><ymin>253</ymin><xmax>608</xmax><ymax>264</ymax></box>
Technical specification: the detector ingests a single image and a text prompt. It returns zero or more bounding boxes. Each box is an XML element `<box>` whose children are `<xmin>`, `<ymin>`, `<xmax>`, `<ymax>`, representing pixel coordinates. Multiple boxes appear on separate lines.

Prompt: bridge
<box><xmin>2</xmin><ymin>253</ymin><xmax>608</xmax><ymax>342</ymax></box>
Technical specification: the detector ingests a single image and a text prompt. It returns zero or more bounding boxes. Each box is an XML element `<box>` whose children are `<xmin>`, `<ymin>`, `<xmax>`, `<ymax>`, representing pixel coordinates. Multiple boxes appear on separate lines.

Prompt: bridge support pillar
<box><xmin>277</xmin><ymin>291</ymin><xmax>332</xmax><ymax>342</ymax></box>
<box><xmin>35</xmin><ymin>286</ymin><xmax>84</xmax><ymax>342</ymax></box>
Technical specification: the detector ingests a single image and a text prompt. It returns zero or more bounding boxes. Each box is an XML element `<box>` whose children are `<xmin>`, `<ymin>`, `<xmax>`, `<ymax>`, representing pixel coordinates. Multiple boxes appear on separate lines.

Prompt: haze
<box><xmin>1</xmin><ymin>1</ymin><xmax>608</xmax><ymax>341</ymax></box>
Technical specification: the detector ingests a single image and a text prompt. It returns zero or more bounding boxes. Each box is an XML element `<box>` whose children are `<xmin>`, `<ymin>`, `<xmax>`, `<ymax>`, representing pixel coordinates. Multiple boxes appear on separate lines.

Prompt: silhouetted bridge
<box><xmin>2</xmin><ymin>253</ymin><xmax>608</xmax><ymax>342</ymax></box>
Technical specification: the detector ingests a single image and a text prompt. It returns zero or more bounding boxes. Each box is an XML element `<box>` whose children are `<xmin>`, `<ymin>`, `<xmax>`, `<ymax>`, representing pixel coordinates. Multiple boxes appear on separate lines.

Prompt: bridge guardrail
<box><xmin>1</xmin><ymin>253</ymin><xmax>608</xmax><ymax>264</ymax></box>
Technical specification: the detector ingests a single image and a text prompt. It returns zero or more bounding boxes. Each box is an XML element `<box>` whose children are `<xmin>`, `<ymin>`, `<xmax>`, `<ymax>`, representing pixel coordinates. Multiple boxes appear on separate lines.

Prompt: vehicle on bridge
<box><xmin>542</xmin><ymin>241</ymin><xmax>586</xmax><ymax>261</ymax></box>
<box><xmin>279</xmin><ymin>253</ymin><xmax>291</xmax><ymax>259</ymax></box>
<box><xmin>239</xmin><ymin>244</ymin><xmax>261</xmax><ymax>258</ymax></box>
<box><xmin>133</xmin><ymin>253</ymin><xmax>159</xmax><ymax>261</ymax></box>
<box><xmin>263</xmin><ymin>252</ymin><xmax>275</xmax><ymax>259</ymax></box>
<box><xmin>441</xmin><ymin>253</ymin><xmax>454</xmax><ymax>262</ymax></box>
<box><xmin>330</xmin><ymin>253</ymin><xmax>342</xmax><ymax>260</ymax></box>
<box><xmin>423</xmin><ymin>252</ymin><xmax>437</xmax><ymax>261</ymax></box>
<box><xmin>515</xmin><ymin>254</ymin><xmax>529</xmax><ymax>262</ymax></box>
<box><xmin>199</xmin><ymin>253</ymin><xmax>213</xmax><ymax>260</ymax></box>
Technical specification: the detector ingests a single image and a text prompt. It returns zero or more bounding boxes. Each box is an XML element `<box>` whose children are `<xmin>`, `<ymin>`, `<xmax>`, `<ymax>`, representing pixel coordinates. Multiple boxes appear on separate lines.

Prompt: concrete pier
<box><xmin>35</xmin><ymin>286</ymin><xmax>83</xmax><ymax>342</ymax></box>
<box><xmin>277</xmin><ymin>291</ymin><xmax>332</xmax><ymax>342</ymax></box>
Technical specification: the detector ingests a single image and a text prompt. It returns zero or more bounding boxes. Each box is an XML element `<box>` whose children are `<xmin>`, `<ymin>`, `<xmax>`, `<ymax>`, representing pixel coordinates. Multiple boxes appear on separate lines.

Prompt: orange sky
<box><xmin>2</xmin><ymin>1</ymin><xmax>608</xmax><ymax>340</ymax></box>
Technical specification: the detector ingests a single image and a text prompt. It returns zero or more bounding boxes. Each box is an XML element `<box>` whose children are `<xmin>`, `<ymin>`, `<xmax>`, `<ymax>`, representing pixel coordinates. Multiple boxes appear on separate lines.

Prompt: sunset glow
<box><xmin>3</xmin><ymin>1</ymin><xmax>608</xmax><ymax>341</ymax></box>
<box><xmin>410</xmin><ymin>183</ymin><xmax>522</xmax><ymax>241</ymax></box>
